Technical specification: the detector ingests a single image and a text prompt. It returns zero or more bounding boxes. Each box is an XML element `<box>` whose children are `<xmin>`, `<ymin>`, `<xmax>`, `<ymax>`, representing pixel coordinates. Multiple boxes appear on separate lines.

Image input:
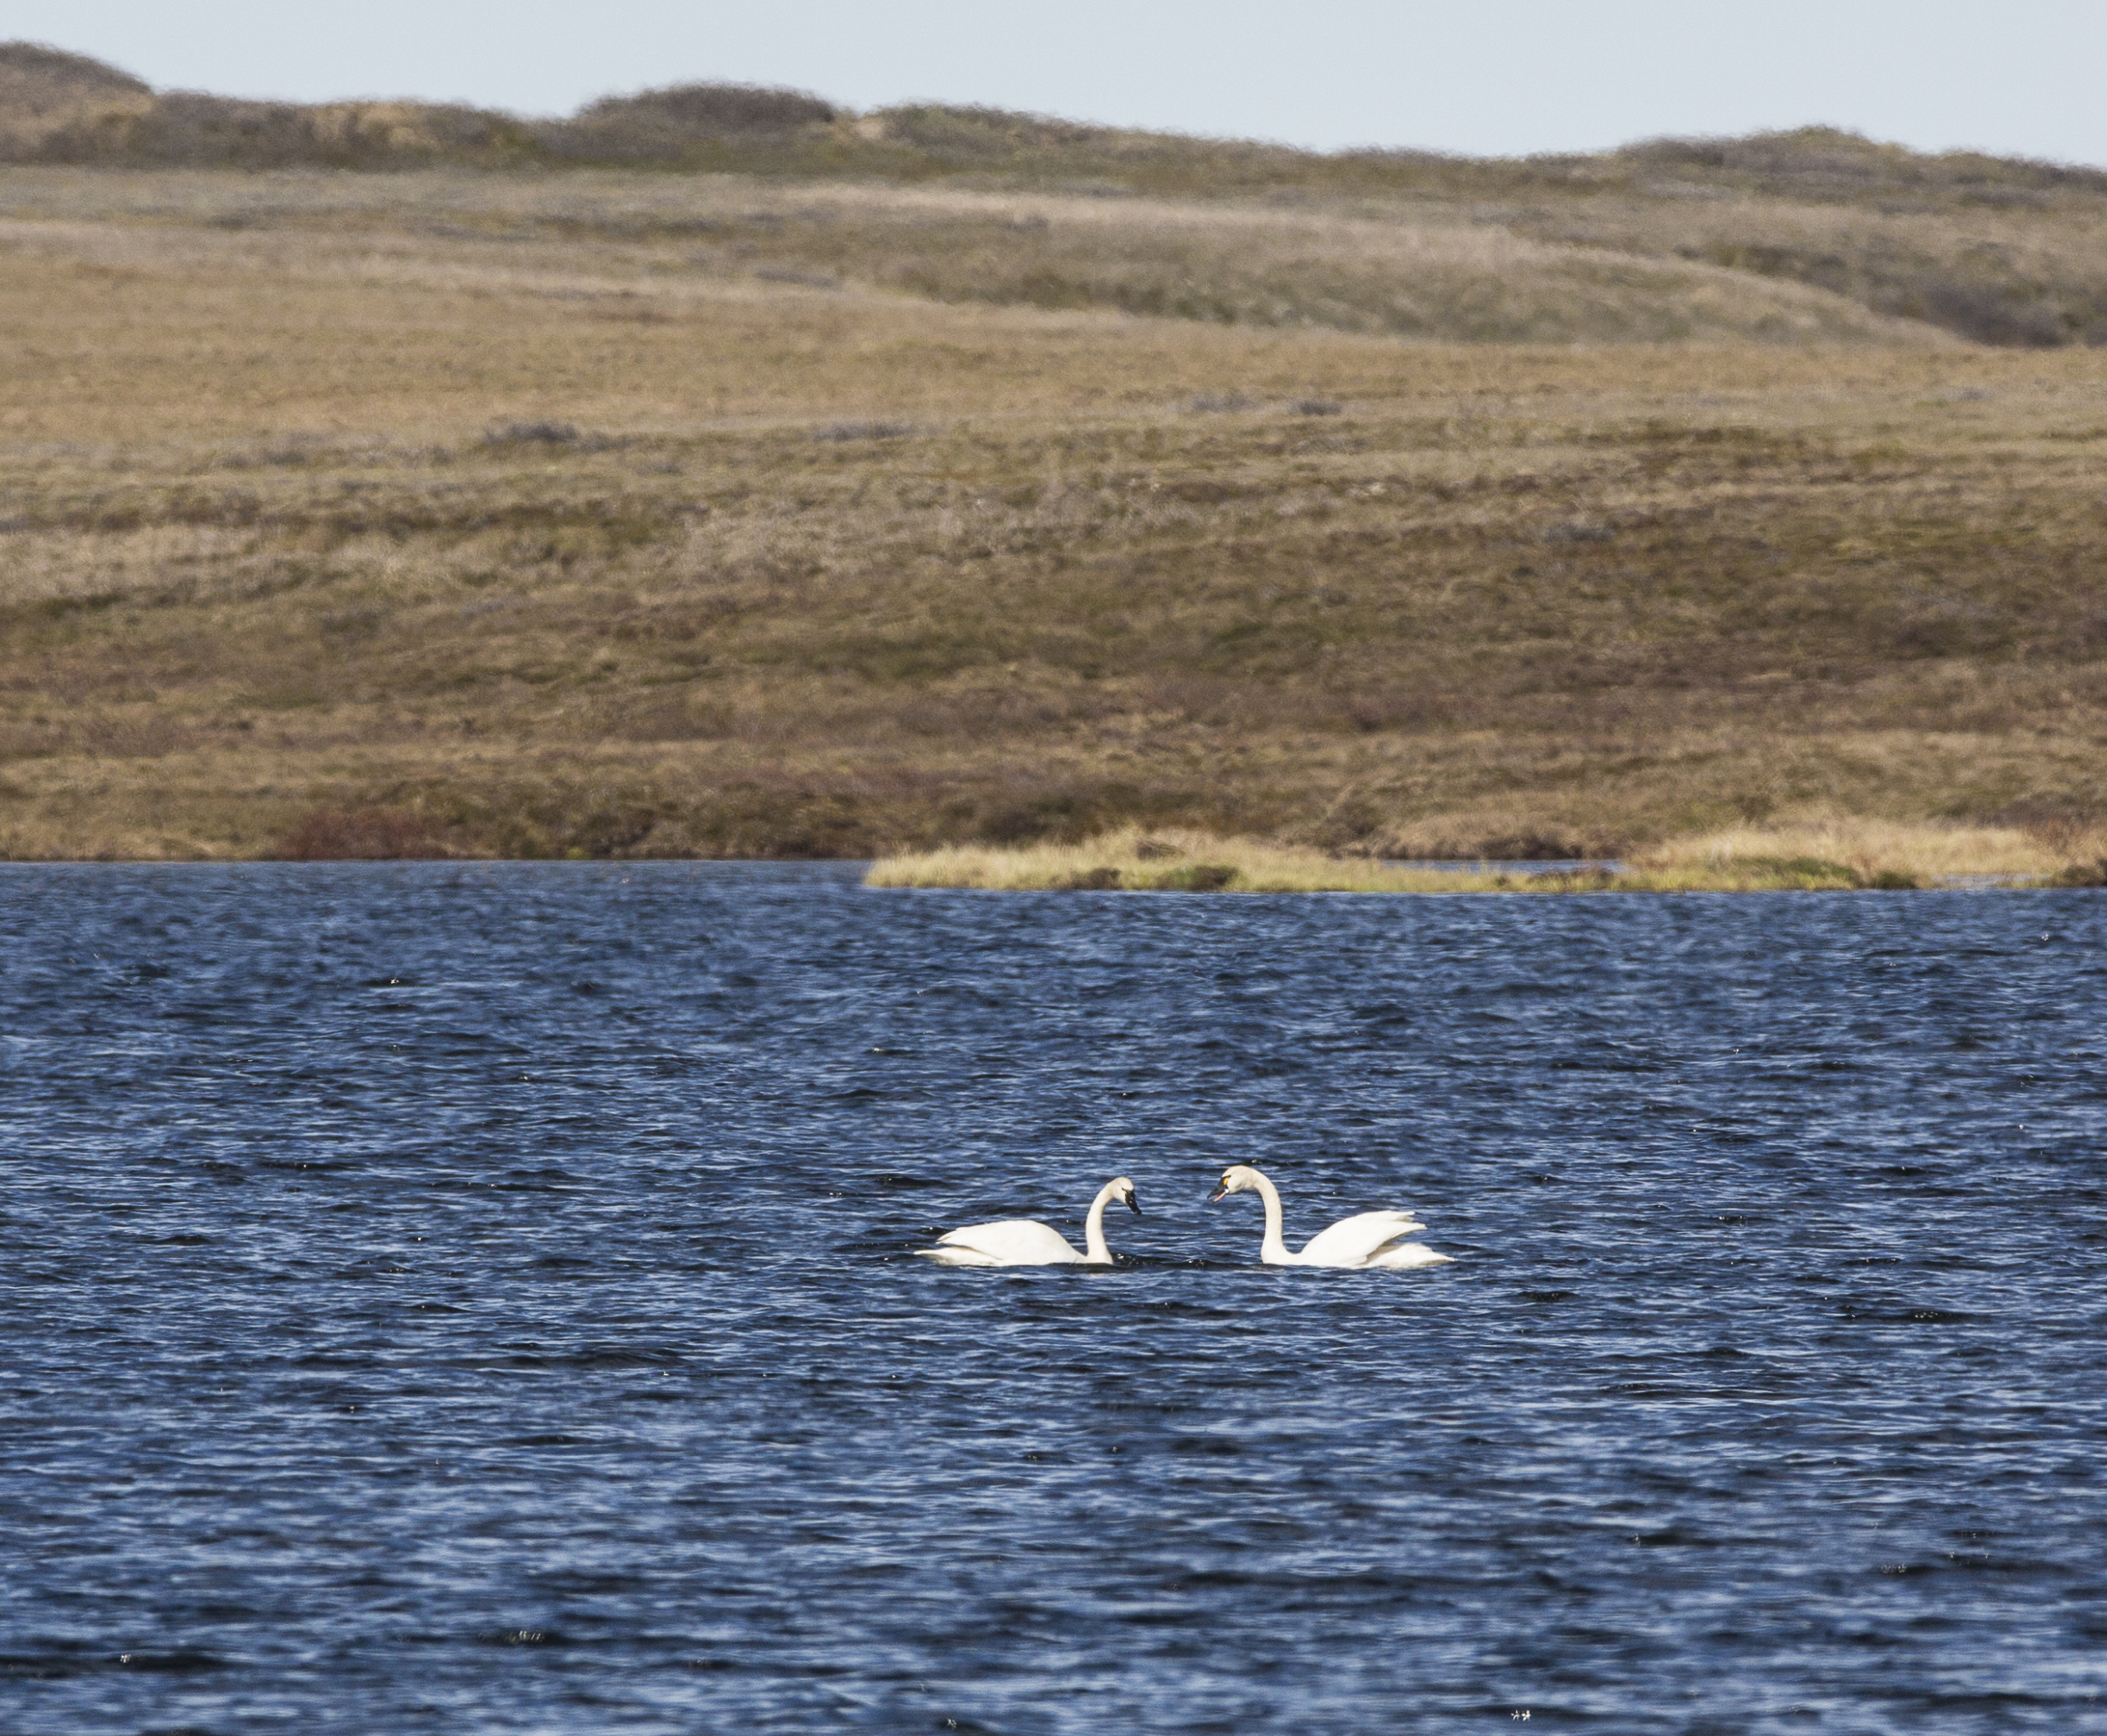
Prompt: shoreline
<box><xmin>865</xmin><ymin>823</ymin><xmax>2107</xmax><ymax>895</ymax></box>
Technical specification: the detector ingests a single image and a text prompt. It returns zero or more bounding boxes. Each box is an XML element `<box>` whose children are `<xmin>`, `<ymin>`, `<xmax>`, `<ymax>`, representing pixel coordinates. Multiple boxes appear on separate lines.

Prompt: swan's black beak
<box><xmin>1127</xmin><ymin>1193</ymin><xmax>1142</xmax><ymax>1216</ymax></box>
<box><xmin>1207</xmin><ymin>1184</ymin><xmax>1229</xmax><ymax>1203</ymax></box>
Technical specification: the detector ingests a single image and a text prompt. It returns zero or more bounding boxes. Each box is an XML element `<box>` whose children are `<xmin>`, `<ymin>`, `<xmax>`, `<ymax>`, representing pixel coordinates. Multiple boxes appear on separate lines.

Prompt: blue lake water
<box><xmin>2</xmin><ymin>863</ymin><xmax>2104</xmax><ymax>1734</ymax></box>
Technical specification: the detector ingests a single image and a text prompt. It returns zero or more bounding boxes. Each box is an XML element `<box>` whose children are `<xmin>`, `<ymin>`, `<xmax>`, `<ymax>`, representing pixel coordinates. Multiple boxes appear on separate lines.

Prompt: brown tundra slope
<box><xmin>2</xmin><ymin>45</ymin><xmax>2104</xmax><ymax>859</ymax></box>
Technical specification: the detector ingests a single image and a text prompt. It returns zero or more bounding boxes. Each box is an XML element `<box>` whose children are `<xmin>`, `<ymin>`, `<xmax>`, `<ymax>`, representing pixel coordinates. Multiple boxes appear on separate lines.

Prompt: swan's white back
<box><xmin>920</xmin><ymin>1219</ymin><xmax>1086</xmax><ymax>1267</ymax></box>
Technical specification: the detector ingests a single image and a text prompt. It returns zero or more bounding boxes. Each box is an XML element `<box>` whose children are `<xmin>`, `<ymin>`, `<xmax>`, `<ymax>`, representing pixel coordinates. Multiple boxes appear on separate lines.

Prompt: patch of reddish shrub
<box><xmin>272</xmin><ymin>807</ymin><xmax>453</xmax><ymax>860</ymax></box>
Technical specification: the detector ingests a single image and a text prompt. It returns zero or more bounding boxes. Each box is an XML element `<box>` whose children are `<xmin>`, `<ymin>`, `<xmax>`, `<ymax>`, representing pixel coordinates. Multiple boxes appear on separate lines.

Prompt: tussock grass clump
<box><xmin>812</xmin><ymin>421</ymin><xmax>916</xmax><ymax>442</ymax></box>
<box><xmin>483</xmin><ymin>420</ymin><xmax>579</xmax><ymax>447</ymax></box>
<box><xmin>566</xmin><ymin>82</ymin><xmax>836</xmax><ymax>144</ymax></box>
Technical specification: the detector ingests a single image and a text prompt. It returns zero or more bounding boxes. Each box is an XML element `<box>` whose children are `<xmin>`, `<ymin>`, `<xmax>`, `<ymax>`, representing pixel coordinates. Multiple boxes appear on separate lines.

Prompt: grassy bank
<box><xmin>867</xmin><ymin>821</ymin><xmax>2107</xmax><ymax>892</ymax></box>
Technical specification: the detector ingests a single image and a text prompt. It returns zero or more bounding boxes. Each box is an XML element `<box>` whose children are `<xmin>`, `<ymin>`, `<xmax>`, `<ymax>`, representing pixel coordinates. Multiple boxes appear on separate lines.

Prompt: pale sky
<box><xmin>11</xmin><ymin>0</ymin><xmax>2107</xmax><ymax>167</ymax></box>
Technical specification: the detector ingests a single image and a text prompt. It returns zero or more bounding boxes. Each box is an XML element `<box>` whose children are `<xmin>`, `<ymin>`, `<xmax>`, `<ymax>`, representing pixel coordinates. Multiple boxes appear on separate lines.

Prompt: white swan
<box><xmin>1210</xmin><ymin>1164</ymin><xmax>1453</xmax><ymax>1269</ymax></box>
<box><xmin>915</xmin><ymin>1177</ymin><xmax>1141</xmax><ymax>1267</ymax></box>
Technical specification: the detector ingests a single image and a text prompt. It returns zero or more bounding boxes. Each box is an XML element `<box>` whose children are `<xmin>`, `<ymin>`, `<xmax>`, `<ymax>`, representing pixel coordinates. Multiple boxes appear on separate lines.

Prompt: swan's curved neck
<box><xmin>1083</xmin><ymin>1182</ymin><xmax>1119</xmax><ymax>1264</ymax></box>
<box><xmin>1251</xmin><ymin>1171</ymin><xmax>1290</xmax><ymax>1264</ymax></box>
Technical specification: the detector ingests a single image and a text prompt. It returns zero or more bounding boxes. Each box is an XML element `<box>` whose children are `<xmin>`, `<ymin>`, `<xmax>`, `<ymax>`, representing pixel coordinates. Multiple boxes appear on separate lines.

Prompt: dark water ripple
<box><xmin>2</xmin><ymin>864</ymin><xmax>2105</xmax><ymax>1734</ymax></box>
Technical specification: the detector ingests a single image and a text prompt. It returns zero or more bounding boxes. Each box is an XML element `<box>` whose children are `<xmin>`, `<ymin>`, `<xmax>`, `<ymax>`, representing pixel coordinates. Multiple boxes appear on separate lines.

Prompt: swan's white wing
<box><xmin>1365</xmin><ymin>1240</ymin><xmax>1454</xmax><ymax>1269</ymax></box>
<box><xmin>914</xmin><ymin>1244</ymin><xmax>1002</xmax><ymax>1267</ymax></box>
<box><xmin>923</xmin><ymin>1218</ymin><xmax>1083</xmax><ymax>1267</ymax></box>
<box><xmin>1295</xmin><ymin>1209</ymin><xmax>1430</xmax><ymax>1268</ymax></box>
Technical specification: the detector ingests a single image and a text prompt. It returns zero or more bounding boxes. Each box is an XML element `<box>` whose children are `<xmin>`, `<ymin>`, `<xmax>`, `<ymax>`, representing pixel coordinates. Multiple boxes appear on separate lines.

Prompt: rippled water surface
<box><xmin>4</xmin><ymin>864</ymin><xmax>2105</xmax><ymax>1734</ymax></box>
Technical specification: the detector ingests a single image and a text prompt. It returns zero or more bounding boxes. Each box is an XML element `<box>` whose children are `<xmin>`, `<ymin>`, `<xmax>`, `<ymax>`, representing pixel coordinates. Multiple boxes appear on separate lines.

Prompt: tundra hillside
<box><xmin>2</xmin><ymin>45</ymin><xmax>2104</xmax><ymax>860</ymax></box>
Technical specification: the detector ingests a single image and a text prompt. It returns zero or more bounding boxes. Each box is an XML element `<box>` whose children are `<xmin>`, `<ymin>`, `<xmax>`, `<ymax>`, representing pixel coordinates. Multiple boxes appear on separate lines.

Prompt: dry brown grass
<box><xmin>0</xmin><ymin>167</ymin><xmax>1943</xmax><ymax>350</ymax></box>
<box><xmin>870</xmin><ymin>818</ymin><xmax>2107</xmax><ymax>892</ymax></box>
<box><xmin>867</xmin><ymin>829</ymin><xmax>1511</xmax><ymax>892</ymax></box>
<box><xmin>1630</xmin><ymin>817</ymin><xmax>2100</xmax><ymax>882</ymax></box>
<box><xmin>2</xmin><ymin>168</ymin><xmax>2105</xmax><ymax>861</ymax></box>
<box><xmin>13</xmin><ymin>41</ymin><xmax>2107</xmax><ymax>350</ymax></box>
